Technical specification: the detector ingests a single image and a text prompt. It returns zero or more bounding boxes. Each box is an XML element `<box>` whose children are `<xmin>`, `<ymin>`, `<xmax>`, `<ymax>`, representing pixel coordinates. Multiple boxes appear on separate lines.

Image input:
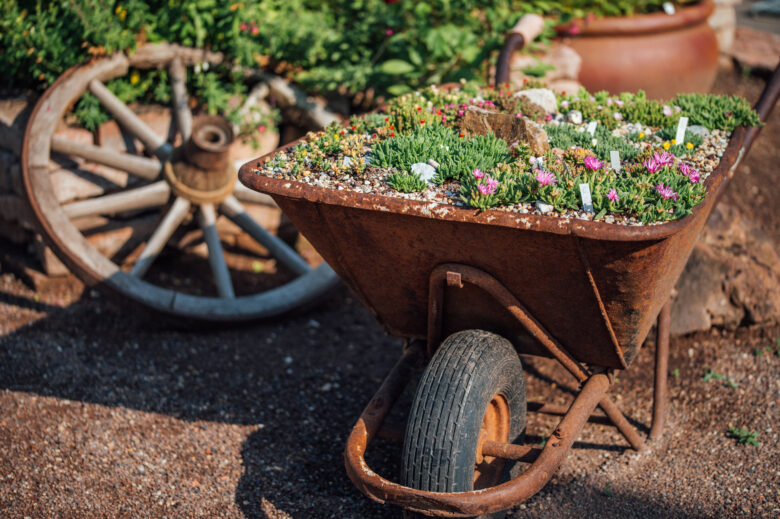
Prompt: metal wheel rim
<box><xmin>22</xmin><ymin>45</ymin><xmax>339</xmax><ymax>322</ymax></box>
<box><xmin>474</xmin><ymin>393</ymin><xmax>511</xmax><ymax>489</ymax></box>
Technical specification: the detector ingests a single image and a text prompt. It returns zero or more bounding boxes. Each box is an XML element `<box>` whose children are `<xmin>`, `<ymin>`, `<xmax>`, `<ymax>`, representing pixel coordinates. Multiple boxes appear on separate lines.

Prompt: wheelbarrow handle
<box><xmin>495</xmin><ymin>14</ymin><xmax>544</xmax><ymax>87</ymax></box>
<box><xmin>744</xmin><ymin>63</ymin><xmax>780</xmax><ymax>154</ymax></box>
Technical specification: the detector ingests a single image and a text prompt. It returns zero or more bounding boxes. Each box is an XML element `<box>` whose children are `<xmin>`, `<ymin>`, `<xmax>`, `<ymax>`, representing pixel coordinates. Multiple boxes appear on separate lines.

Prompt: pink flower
<box><xmin>240</xmin><ymin>22</ymin><xmax>248</xmax><ymax>31</ymax></box>
<box><xmin>473</xmin><ymin>168</ymin><xmax>484</xmax><ymax>179</ymax></box>
<box><xmin>655</xmin><ymin>183</ymin><xmax>678</xmax><ymax>200</ymax></box>
<box><xmin>688</xmin><ymin>170</ymin><xmax>701</xmax><ymax>183</ymax></box>
<box><xmin>516</xmin><ymin>112</ymin><xmax>523</xmax><ymax>118</ymax></box>
<box><xmin>478</xmin><ymin>177</ymin><xmax>499</xmax><ymax>195</ymax></box>
<box><xmin>613</xmin><ymin>112</ymin><xmax>623</xmax><ymax>121</ymax></box>
<box><xmin>535</xmin><ymin>169</ymin><xmax>557</xmax><ymax>186</ymax></box>
<box><xmin>386</xmin><ymin>29</ymin><xmax>394</xmax><ymax>36</ymax></box>
<box><xmin>607</xmin><ymin>188</ymin><xmax>619</xmax><ymax>202</ymax></box>
<box><xmin>568</xmin><ymin>24</ymin><xmax>581</xmax><ymax>35</ymax></box>
<box><xmin>653</xmin><ymin>151</ymin><xmax>674</xmax><ymax>166</ymax></box>
<box><xmin>545</xmin><ymin>114</ymin><xmax>553</xmax><ymax>121</ymax></box>
<box><xmin>644</xmin><ymin>158</ymin><xmax>662</xmax><ymax>173</ymax></box>
<box><xmin>258</xmin><ymin>124</ymin><xmax>266</xmax><ymax>133</ymax></box>
<box><xmin>678</xmin><ymin>162</ymin><xmax>693</xmax><ymax>177</ymax></box>
<box><xmin>560</xmin><ymin>100</ymin><xmax>569</xmax><ymax>109</ymax></box>
<box><xmin>607</xmin><ymin>98</ymin><xmax>613</xmax><ymax>106</ymax></box>
<box><xmin>584</xmin><ymin>156</ymin><xmax>603</xmax><ymax>171</ymax></box>
<box><xmin>251</xmin><ymin>24</ymin><xmax>259</xmax><ymax>35</ymax></box>
<box><xmin>441</xmin><ymin>115</ymin><xmax>447</xmax><ymax>122</ymax></box>
<box><xmin>615</xmin><ymin>99</ymin><xmax>625</xmax><ymax>108</ymax></box>
<box><xmin>663</xmin><ymin>105</ymin><xmax>673</xmax><ymax>117</ymax></box>
<box><xmin>458</xmin><ymin>110</ymin><xmax>464</xmax><ymax>116</ymax></box>
<box><xmin>675</xmin><ymin>106</ymin><xmax>681</xmax><ymax>113</ymax></box>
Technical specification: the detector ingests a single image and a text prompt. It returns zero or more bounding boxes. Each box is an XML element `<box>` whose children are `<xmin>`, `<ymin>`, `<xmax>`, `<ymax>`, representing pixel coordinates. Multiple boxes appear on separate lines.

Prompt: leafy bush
<box><xmin>1</xmin><ymin>0</ymin><xmax>706</xmax><ymax>127</ymax></box>
<box><xmin>387</xmin><ymin>172</ymin><xmax>427</xmax><ymax>193</ymax></box>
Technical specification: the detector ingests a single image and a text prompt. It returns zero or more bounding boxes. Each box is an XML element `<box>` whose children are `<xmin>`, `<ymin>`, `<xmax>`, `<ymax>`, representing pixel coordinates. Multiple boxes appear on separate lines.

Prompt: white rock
<box><xmin>411</xmin><ymin>162</ymin><xmax>437</xmax><ymax>183</ymax></box>
<box><xmin>342</xmin><ymin>156</ymin><xmax>352</xmax><ymax>167</ymax></box>
<box><xmin>565</xmin><ymin>110</ymin><xmax>583</xmax><ymax>124</ymax></box>
<box><xmin>427</xmin><ymin>158</ymin><xmax>440</xmax><ymax>169</ymax></box>
<box><xmin>515</xmin><ymin>88</ymin><xmax>558</xmax><ymax>114</ymax></box>
<box><xmin>535</xmin><ymin>201</ymin><xmax>553</xmax><ymax>214</ymax></box>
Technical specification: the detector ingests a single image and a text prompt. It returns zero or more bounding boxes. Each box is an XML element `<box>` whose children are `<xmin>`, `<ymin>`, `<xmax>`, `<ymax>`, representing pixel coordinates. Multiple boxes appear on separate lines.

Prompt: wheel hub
<box><xmin>474</xmin><ymin>393</ymin><xmax>511</xmax><ymax>489</ymax></box>
<box><xmin>164</xmin><ymin>115</ymin><xmax>236</xmax><ymax>204</ymax></box>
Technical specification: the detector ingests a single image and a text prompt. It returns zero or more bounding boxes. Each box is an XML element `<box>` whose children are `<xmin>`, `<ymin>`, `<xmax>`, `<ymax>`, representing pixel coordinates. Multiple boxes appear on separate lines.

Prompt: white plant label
<box><xmin>663</xmin><ymin>2</ymin><xmax>676</xmax><ymax>14</ymax></box>
<box><xmin>610</xmin><ymin>150</ymin><xmax>621</xmax><ymax>172</ymax></box>
<box><xmin>579</xmin><ymin>183</ymin><xmax>593</xmax><ymax>213</ymax></box>
<box><xmin>675</xmin><ymin>116</ymin><xmax>689</xmax><ymax>145</ymax></box>
<box><xmin>586</xmin><ymin>121</ymin><xmax>598</xmax><ymax>136</ymax></box>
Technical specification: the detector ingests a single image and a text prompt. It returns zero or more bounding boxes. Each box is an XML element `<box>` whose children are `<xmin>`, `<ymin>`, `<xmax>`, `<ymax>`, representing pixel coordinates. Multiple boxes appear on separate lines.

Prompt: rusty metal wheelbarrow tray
<box><xmin>239</xmin><ymin>121</ymin><xmax>745</xmax><ymax>371</ymax></box>
<box><xmin>239</xmin><ymin>55</ymin><xmax>779</xmax><ymax>516</ymax></box>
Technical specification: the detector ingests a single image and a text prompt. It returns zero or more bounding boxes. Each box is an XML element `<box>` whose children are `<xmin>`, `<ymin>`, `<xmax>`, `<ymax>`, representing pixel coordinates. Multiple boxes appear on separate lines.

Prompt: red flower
<box><xmin>420</xmin><ymin>119</ymin><xmax>426</xmax><ymax>124</ymax></box>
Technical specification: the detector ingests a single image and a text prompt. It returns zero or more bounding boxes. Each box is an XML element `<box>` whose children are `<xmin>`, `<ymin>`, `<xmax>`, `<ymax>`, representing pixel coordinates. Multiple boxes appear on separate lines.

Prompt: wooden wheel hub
<box><xmin>474</xmin><ymin>393</ymin><xmax>511</xmax><ymax>489</ymax></box>
<box><xmin>165</xmin><ymin>115</ymin><xmax>237</xmax><ymax>204</ymax></box>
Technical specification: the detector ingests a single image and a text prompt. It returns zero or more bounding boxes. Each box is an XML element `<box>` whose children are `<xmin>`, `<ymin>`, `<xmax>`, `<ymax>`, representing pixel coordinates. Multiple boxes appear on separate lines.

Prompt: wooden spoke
<box><xmin>62</xmin><ymin>180</ymin><xmax>170</xmax><ymax>219</ymax></box>
<box><xmin>220</xmin><ymin>195</ymin><xmax>311</xmax><ymax>276</ymax></box>
<box><xmin>51</xmin><ymin>135</ymin><xmax>162</xmax><ymax>180</ymax></box>
<box><xmin>89</xmin><ymin>79</ymin><xmax>173</xmax><ymax>160</ymax></box>
<box><xmin>129</xmin><ymin>196</ymin><xmax>191</xmax><ymax>278</ymax></box>
<box><xmin>198</xmin><ymin>203</ymin><xmax>235</xmax><ymax>299</ymax></box>
<box><xmin>169</xmin><ymin>57</ymin><xmax>193</xmax><ymax>142</ymax></box>
<box><xmin>233</xmin><ymin>179</ymin><xmax>278</xmax><ymax>207</ymax></box>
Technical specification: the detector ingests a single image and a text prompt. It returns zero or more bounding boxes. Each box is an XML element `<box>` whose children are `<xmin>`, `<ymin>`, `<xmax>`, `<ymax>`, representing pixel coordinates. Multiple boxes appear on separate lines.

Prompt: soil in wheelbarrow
<box><xmin>0</xmin><ymin>68</ymin><xmax>778</xmax><ymax>518</ymax></box>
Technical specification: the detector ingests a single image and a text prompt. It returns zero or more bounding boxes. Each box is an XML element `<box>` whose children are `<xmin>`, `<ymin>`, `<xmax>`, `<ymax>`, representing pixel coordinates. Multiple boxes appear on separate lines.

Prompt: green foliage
<box><xmin>387</xmin><ymin>172</ymin><xmax>427</xmax><ymax>193</ymax></box>
<box><xmin>545</xmin><ymin>123</ymin><xmax>642</xmax><ymax>161</ymax></box>
<box><xmin>671</xmin><ymin>93</ymin><xmax>762</xmax><ymax>132</ymax></box>
<box><xmin>372</xmin><ymin>124</ymin><xmax>514</xmax><ymax>183</ymax></box>
<box><xmin>520</xmin><ymin>62</ymin><xmax>555</xmax><ymax>78</ymax></box>
<box><xmin>702</xmin><ymin>369</ymin><xmax>726</xmax><ymax>382</ymax></box>
<box><xmin>727</xmin><ymin>427</ymin><xmax>760</xmax><ymax>447</ymax></box>
<box><xmin>655</xmin><ymin>127</ymin><xmax>704</xmax><ymax>149</ymax></box>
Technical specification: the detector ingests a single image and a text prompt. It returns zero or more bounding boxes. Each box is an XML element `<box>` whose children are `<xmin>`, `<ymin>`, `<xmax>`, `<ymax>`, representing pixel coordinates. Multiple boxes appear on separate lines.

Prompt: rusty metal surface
<box><xmin>649</xmin><ymin>301</ymin><xmax>671</xmax><ymax>442</ymax></box>
<box><xmin>239</xmin><ymin>124</ymin><xmax>750</xmax><ymax>369</ymax></box>
<box><xmin>343</xmin><ymin>354</ymin><xmax>612</xmax><ymax>517</ymax></box>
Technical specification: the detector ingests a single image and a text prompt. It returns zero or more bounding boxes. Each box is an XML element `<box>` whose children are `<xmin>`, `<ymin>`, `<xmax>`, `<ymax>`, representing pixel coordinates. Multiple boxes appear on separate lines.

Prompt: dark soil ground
<box><xmin>1</xmin><ymin>67</ymin><xmax>778</xmax><ymax>518</ymax></box>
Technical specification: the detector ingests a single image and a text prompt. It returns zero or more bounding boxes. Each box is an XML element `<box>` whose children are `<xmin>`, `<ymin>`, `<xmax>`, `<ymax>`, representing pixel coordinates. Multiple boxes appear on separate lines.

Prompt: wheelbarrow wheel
<box><xmin>401</xmin><ymin>330</ymin><xmax>526</xmax><ymax>518</ymax></box>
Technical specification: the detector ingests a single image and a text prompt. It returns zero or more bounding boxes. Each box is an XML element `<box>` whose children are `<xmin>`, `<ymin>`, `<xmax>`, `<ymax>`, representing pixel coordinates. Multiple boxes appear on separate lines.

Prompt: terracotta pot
<box><xmin>557</xmin><ymin>0</ymin><xmax>719</xmax><ymax>99</ymax></box>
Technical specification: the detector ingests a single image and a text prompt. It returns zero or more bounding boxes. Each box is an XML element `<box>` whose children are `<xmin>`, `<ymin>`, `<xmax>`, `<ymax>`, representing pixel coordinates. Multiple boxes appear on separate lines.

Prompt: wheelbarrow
<box><xmin>237</xmin><ymin>19</ymin><xmax>780</xmax><ymax>517</ymax></box>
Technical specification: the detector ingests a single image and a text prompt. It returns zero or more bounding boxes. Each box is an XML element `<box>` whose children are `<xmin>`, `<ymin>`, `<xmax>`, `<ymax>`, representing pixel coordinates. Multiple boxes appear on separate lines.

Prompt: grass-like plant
<box><xmin>727</xmin><ymin>427</ymin><xmax>760</xmax><ymax>447</ymax></box>
<box><xmin>545</xmin><ymin>123</ymin><xmax>642</xmax><ymax>161</ymax></box>
<box><xmin>387</xmin><ymin>172</ymin><xmax>428</xmax><ymax>193</ymax></box>
<box><xmin>372</xmin><ymin>124</ymin><xmax>515</xmax><ymax>184</ymax></box>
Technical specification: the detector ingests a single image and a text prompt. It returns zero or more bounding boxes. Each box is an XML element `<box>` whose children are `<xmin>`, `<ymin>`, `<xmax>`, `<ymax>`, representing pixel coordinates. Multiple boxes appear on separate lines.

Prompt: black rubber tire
<box><xmin>400</xmin><ymin>330</ymin><xmax>526</xmax><ymax>518</ymax></box>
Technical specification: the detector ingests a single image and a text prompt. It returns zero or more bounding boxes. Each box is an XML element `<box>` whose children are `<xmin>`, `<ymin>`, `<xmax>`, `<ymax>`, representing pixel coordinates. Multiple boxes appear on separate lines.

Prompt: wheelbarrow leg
<box><xmin>649</xmin><ymin>300</ymin><xmax>671</xmax><ymax>442</ymax></box>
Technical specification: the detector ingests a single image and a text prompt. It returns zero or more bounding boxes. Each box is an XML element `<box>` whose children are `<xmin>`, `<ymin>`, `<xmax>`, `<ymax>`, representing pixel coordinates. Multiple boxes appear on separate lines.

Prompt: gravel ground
<box><xmin>1</xmin><ymin>68</ymin><xmax>778</xmax><ymax>518</ymax></box>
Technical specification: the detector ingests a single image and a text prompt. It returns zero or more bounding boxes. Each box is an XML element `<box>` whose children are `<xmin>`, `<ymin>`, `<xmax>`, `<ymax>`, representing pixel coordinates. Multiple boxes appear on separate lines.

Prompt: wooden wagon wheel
<box><xmin>22</xmin><ymin>44</ymin><xmax>339</xmax><ymax>322</ymax></box>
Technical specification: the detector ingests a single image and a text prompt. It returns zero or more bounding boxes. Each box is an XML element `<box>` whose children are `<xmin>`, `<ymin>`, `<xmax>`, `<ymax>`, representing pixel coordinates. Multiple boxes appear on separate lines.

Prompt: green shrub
<box><xmin>387</xmin><ymin>172</ymin><xmax>427</xmax><ymax>193</ymax></box>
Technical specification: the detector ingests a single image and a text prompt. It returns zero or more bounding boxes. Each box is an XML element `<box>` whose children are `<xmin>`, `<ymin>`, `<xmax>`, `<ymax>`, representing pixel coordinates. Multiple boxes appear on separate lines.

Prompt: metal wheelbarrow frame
<box><xmin>238</xmin><ymin>27</ymin><xmax>780</xmax><ymax>516</ymax></box>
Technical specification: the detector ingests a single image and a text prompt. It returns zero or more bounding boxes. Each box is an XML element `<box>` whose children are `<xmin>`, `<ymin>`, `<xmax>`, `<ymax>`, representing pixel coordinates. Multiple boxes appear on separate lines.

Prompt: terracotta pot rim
<box><xmin>556</xmin><ymin>0</ymin><xmax>714</xmax><ymax>37</ymax></box>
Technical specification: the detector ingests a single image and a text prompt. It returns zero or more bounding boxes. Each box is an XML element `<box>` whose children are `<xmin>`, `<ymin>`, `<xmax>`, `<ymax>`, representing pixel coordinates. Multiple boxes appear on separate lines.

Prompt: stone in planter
<box><xmin>459</xmin><ymin>106</ymin><xmax>549</xmax><ymax>155</ymax></box>
<box><xmin>514</xmin><ymin>88</ymin><xmax>558</xmax><ymax>115</ymax></box>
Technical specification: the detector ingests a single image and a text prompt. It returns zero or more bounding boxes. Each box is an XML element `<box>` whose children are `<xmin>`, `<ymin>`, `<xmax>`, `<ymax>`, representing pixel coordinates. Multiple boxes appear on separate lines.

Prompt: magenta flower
<box><xmin>607</xmin><ymin>188</ymin><xmax>619</xmax><ymax>202</ymax></box>
<box><xmin>653</xmin><ymin>151</ymin><xmax>675</xmax><ymax>166</ymax></box>
<box><xmin>663</xmin><ymin>105</ymin><xmax>673</xmax><ymax>117</ymax></box>
<box><xmin>584</xmin><ymin>156</ymin><xmax>603</xmax><ymax>171</ymax></box>
<box><xmin>516</xmin><ymin>112</ymin><xmax>523</xmax><ymax>118</ymax></box>
<box><xmin>240</xmin><ymin>22</ymin><xmax>248</xmax><ymax>31</ymax></box>
<box><xmin>688</xmin><ymin>170</ymin><xmax>701</xmax><ymax>183</ymax></box>
<box><xmin>386</xmin><ymin>29</ymin><xmax>394</xmax><ymax>36</ymax></box>
<box><xmin>545</xmin><ymin>114</ymin><xmax>553</xmax><ymax>121</ymax></box>
<box><xmin>473</xmin><ymin>168</ymin><xmax>484</xmax><ymax>179</ymax></box>
<box><xmin>568</xmin><ymin>25</ymin><xmax>581</xmax><ymax>35</ymax></box>
<box><xmin>458</xmin><ymin>110</ymin><xmax>464</xmax><ymax>116</ymax></box>
<box><xmin>251</xmin><ymin>25</ymin><xmax>259</xmax><ymax>35</ymax></box>
<box><xmin>535</xmin><ymin>169</ymin><xmax>557</xmax><ymax>186</ymax></box>
<box><xmin>644</xmin><ymin>158</ymin><xmax>662</xmax><ymax>173</ymax></box>
<box><xmin>655</xmin><ymin>183</ymin><xmax>678</xmax><ymax>200</ymax></box>
<box><xmin>678</xmin><ymin>162</ymin><xmax>693</xmax><ymax>177</ymax></box>
<box><xmin>478</xmin><ymin>177</ymin><xmax>499</xmax><ymax>195</ymax></box>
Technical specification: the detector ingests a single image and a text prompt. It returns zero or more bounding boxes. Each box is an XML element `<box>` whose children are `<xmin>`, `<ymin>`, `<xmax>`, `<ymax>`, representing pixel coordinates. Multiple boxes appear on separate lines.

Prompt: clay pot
<box><xmin>557</xmin><ymin>0</ymin><xmax>719</xmax><ymax>99</ymax></box>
